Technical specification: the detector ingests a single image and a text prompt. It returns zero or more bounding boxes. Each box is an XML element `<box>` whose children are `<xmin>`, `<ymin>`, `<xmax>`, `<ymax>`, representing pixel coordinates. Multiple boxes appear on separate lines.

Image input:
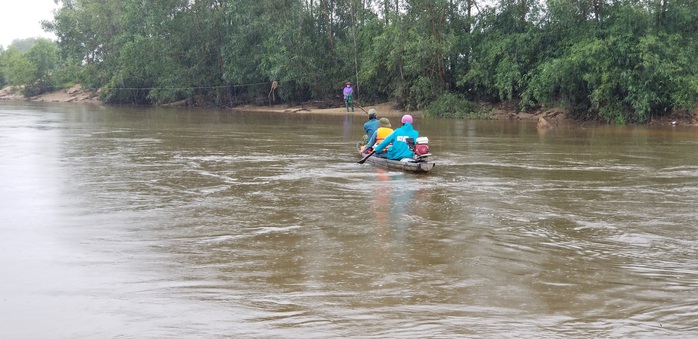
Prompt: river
<box><xmin>1</xmin><ymin>102</ymin><xmax>697</xmax><ymax>338</ymax></box>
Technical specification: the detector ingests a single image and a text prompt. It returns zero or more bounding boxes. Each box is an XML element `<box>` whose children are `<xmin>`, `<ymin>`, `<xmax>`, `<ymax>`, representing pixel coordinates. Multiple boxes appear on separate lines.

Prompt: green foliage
<box><xmin>18</xmin><ymin>0</ymin><xmax>693</xmax><ymax>122</ymax></box>
<box><xmin>424</xmin><ymin>92</ymin><xmax>483</xmax><ymax>119</ymax></box>
<box><xmin>1</xmin><ymin>46</ymin><xmax>35</xmax><ymax>87</ymax></box>
<box><xmin>23</xmin><ymin>39</ymin><xmax>61</xmax><ymax>96</ymax></box>
<box><xmin>101</xmin><ymin>36</ymin><xmax>162</xmax><ymax>104</ymax></box>
<box><xmin>6</xmin><ymin>38</ymin><xmax>42</xmax><ymax>53</ymax></box>
<box><xmin>360</xmin><ymin>21</ymin><xmax>399</xmax><ymax>102</ymax></box>
<box><xmin>461</xmin><ymin>1</ymin><xmax>546</xmax><ymax>104</ymax></box>
<box><xmin>0</xmin><ymin>39</ymin><xmax>63</xmax><ymax>96</ymax></box>
<box><xmin>523</xmin><ymin>2</ymin><xmax>698</xmax><ymax>123</ymax></box>
<box><xmin>0</xmin><ymin>49</ymin><xmax>6</xmax><ymax>87</ymax></box>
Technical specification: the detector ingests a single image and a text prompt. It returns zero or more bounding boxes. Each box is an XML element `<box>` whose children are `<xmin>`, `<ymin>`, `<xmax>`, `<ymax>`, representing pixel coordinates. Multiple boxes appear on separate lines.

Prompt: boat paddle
<box><xmin>357</xmin><ymin>150</ymin><xmax>376</xmax><ymax>164</ymax></box>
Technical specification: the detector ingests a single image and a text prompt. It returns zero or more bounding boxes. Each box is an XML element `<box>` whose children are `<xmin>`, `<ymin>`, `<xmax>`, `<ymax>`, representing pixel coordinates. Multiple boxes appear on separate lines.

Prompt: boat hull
<box><xmin>357</xmin><ymin>143</ymin><xmax>435</xmax><ymax>173</ymax></box>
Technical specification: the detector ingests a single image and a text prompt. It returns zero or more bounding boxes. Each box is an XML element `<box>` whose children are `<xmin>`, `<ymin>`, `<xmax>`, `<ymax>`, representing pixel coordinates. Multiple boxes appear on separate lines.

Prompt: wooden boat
<box><xmin>356</xmin><ymin>143</ymin><xmax>435</xmax><ymax>173</ymax></box>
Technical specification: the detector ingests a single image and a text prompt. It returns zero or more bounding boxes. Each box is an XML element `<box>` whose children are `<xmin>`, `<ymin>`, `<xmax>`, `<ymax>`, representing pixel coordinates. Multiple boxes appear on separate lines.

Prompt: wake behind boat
<box><xmin>356</xmin><ymin>140</ymin><xmax>435</xmax><ymax>173</ymax></box>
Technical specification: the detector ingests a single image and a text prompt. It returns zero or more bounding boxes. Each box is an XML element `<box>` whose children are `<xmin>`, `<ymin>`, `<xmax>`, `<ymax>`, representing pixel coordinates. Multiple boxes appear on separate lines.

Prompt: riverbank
<box><xmin>2</xmin><ymin>85</ymin><xmax>695</xmax><ymax>126</ymax></box>
<box><xmin>0</xmin><ymin>85</ymin><xmax>433</xmax><ymax>122</ymax></box>
<box><xmin>233</xmin><ymin>101</ymin><xmax>566</xmax><ymax>125</ymax></box>
<box><xmin>0</xmin><ymin>85</ymin><xmax>413</xmax><ymax>118</ymax></box>
<box><xmin>231</xmin><ymin>102</ymin><xmax>421</xmax><ymax>119</ymax></box>
<box><xmin>0</xmin><ymin>85</ymin><xmax>558</xmax><ymax>124</ymax></box>
<box><xmin>0</xmin><ymin>84</ymin><xmax>101</xmax><ymax>104</ymax></box>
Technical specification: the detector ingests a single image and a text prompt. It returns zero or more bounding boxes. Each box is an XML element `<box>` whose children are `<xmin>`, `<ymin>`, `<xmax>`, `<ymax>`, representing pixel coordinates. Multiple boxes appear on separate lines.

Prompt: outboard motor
<box><xmin>407</xmin><ymin>136</ymin><xmax>430</xmax><ymax>161</ymax></box>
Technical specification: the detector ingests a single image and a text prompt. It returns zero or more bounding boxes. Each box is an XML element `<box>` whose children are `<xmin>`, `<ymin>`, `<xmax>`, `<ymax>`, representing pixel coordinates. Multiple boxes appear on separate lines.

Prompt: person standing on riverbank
<box><xmin>343</xmin><ymin>82</ymin><xmax>354</xmax><ymax>112</ymax></box>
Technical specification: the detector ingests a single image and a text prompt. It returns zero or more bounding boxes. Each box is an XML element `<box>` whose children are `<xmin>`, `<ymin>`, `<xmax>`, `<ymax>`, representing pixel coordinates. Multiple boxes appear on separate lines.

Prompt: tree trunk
<box><xmin>321</xmin><ymin>0</ymin><xmax>334</xmax><ymax>49</ymax></box>
<box><xmin>592</xmin><ymin>0</ymin><xmax>603</xmax><ymax>22</ymax></box>
<box><xmin>428</xmin><ymin>2</ymin><xmax>447</xmax><ymax>88</ymax></box>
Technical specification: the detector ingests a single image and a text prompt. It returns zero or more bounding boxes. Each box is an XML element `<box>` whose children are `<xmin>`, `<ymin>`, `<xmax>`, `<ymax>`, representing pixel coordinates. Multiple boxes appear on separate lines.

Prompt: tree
<box><xmin>23</xmin><ymin>39</ymin><xmax>61</xmax><ymax>96</ymax></box>
<box><xmin>1</xmin><ymin>46</ymin><xmax>35</xmax><ymax>89</ymax></box>
<box><xmin>0</xmin><ymin>48</ymin><xmax>5</xmax><ymax>87</ymax></box>
<box><xmin>522</xmin><ymin>0</ymin><xmax>698</xmax><ymax>123</ymax></box>
<box><xmin>461</xmin><ymin>0</ymin><xmax>546</xmax><ymax>106</ymax></box>
<box><xmin>36</xmin><ymin>0</ymin><xmax>696</xmax><ymax>120</ymax></box>
<box><xmin>43</xmin><ymin>0</ymin><xmax>126</xmax><ymax>88</ymax></box>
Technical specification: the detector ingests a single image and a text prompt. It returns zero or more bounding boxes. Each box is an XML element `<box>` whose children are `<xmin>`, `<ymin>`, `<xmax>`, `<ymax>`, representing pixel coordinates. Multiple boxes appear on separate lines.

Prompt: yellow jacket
<box><xmin>375</xmin><ymin>127</ymin><xmax>393</xmax><ymax>148</ymax></box>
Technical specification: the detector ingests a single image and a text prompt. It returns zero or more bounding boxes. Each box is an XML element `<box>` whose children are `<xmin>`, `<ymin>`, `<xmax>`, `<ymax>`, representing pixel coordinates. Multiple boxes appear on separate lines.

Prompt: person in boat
<box><xmin>343</xmin><ymin>81</ymin><xmax>354</xmax><ymax>112</ymax></box>
<box><xmin>362</xmin><ymin>108</ymin><xmax>379</xmax><ymax>145</ymax></box>
<box><xmin>365</xmin><ymin>117</ymin><xmax>393</xmax><ymax>157</ymax></box>
<box><xmin>372</xmin><ymin>114</ymin><xmax>419</xmax><ymax>160</ymax></box>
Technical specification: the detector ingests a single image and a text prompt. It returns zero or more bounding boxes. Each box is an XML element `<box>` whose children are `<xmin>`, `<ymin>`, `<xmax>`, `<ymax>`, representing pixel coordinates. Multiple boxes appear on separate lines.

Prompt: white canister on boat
<box><xmin>416</xmin><ymin>136</ymin><xmax>429</xmax><ymax>144</ymax></box>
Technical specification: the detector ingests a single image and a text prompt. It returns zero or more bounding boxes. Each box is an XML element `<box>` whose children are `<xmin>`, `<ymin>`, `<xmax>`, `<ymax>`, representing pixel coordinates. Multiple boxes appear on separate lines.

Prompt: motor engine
<box><xmin>406</xmin><ymin>136</ymin><xmax>431</xmax><ymax>161</ymax></box>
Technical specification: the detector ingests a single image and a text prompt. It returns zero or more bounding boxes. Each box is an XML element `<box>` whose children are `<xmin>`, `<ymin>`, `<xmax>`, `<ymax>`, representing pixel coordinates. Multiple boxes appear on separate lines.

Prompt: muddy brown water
<box><xmin>1</xmin><ymin>102</ymin><xmax>697</xmax><ymax>338</ymax></box>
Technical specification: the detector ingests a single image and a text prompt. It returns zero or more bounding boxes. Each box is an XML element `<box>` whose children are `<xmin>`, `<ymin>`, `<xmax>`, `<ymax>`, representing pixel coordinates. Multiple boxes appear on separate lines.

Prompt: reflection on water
<box><xmin>371</xmin><ymin>170</ymin><xmax>417</xmax><ymax>239</ymax></box>
<box><xmin>1</xmin><ymin>102</ymin><xmax>697</xmax><ymax>338</ymax></box>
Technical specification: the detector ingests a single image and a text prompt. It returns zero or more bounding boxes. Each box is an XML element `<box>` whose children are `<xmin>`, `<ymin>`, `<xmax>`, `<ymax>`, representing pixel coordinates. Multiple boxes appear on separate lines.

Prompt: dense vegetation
<box><xmin>1</xmin><ymin>0</ymin><xmax>697</xmax><ymax>123</ymax></box>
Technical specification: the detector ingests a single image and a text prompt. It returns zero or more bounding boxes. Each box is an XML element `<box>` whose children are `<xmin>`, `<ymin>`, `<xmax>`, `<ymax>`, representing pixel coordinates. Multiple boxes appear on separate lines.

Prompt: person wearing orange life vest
<box><xmin>365</xmin><ymin>117</ymin><xmax>393</xmax><ymax>157</ymax></box>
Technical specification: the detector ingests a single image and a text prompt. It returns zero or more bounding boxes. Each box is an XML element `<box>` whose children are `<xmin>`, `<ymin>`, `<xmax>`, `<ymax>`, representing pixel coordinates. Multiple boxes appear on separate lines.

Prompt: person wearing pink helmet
<box><xmin>372</xmin><ymin>114</ymin><xmax>419</xmax><ymax>160</ymax></box>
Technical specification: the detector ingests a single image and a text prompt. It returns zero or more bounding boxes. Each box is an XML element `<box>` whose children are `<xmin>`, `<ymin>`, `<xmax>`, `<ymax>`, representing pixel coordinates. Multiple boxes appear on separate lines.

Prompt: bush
<box><xmin>424</xmin><ymin>93</ymin><xmax>490</xmax><ymax>119</ymax></box>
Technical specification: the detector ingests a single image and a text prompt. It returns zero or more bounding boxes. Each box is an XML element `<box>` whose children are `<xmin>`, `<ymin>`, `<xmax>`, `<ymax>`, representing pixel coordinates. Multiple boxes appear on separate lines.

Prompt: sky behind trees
<box><xmin>0</xmin><ymin>0</ymin><xmax>58</xmax><ymax>48</ymax></box>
